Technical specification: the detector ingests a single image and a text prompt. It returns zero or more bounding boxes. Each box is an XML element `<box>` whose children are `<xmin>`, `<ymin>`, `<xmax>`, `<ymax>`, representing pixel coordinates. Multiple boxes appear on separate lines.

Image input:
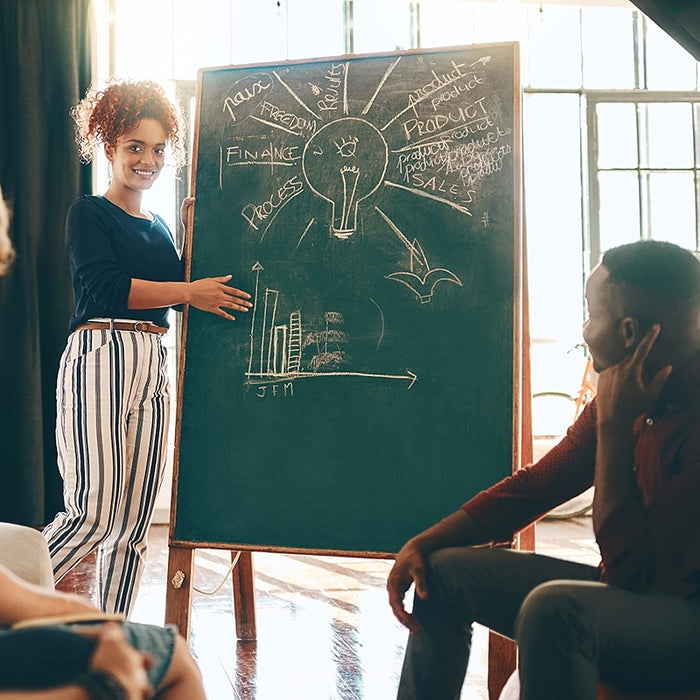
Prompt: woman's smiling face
<box><xmin>105</xmin><ymin>118</ymin><xmax>167</xmax><ymax>193</ymax></box>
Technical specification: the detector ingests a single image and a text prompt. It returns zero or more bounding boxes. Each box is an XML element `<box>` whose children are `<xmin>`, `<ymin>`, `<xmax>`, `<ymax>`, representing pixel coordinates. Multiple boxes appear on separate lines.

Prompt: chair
<box><xmin>499</xmin><ymin>671</ymin><xmax>700</xmax><ymax>700</ymax></box>
<box><xmin>0</xmin><ymin>521</ymin><xmax>54</xmax><ymax>589</ymax></box>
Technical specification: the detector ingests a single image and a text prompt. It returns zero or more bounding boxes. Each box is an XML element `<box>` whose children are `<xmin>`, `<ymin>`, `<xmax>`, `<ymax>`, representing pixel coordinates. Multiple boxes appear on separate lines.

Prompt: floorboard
<box><xmin>58</xmin><ymin>516</ymin><xmax>597</xmax><ymax>699</ymax></box>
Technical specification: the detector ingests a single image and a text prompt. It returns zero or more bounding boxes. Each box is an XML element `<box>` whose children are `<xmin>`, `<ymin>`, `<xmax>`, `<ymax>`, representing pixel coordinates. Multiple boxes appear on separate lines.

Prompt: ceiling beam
<box><xmin>627</xmin><ymin>0</ymin><xmax>700</xmax><ymax>61</ymax></box>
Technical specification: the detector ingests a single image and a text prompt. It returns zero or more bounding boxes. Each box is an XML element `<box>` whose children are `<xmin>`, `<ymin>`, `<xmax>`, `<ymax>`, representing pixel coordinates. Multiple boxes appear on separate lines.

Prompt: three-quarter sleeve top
<box><xmin>65</xmin><ymin>195</ymin><xmax>184</xmax><ymax>332</ymax></box>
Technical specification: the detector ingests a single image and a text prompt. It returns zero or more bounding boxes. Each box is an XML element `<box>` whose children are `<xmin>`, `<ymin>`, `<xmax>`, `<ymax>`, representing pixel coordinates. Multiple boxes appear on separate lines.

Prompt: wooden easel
<box><xmin>165</xmin><ymin>263</ymin><xmax>530</xmax><ymax>695</ymax></box>
<box><xmin>164</xmin><ymin>312</ymin><xmax>531</xmax><ymax>695</ymax></box>
<box><xmin>166</xmin><ymin>546</ymin><xmax>256</xmax><ymax>640</ymax></box>
<box><xmin>486</xmin><ymin>223</ymin><xmax>534</xmax><ymax>699</ymax></box>
<box><xmin>166</xmin><ymin>44</ymin><xmax>532</xmax><ymax>697</ymax></box>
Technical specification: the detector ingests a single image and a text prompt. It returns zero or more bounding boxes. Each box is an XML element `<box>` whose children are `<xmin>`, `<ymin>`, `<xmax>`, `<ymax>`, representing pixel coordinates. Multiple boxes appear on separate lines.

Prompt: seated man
<box><xmin>387</xmin><ymin>239</ymin><xmax>700</xmax><ymax>699</ymax></box>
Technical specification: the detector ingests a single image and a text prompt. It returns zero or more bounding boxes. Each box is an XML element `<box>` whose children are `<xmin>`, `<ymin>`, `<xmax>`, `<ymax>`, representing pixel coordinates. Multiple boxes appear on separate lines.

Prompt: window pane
<box><xmin>143</xmin><ymin>168</ymin><xmax>178</xmax><ymax>235</ymax></box>
<box><xmin>472</xmin><ymin>4</ymin><xmax>523</xmax><ymax>45</ymax></box>
<box><xmin>581</xmin><ymin>8</ymin><xmax>635</xmax><ymax>89</ymax></box>
<box><xmin>642</xmin><ymin>103</ymin><xmax>693</xmax><ymax>169</ymax></box>
<box><xmin>645</xmin><ymin>17</ymin><xmax>699</xmax><ymax>91</ymax></box>
<box><xmin>419</xmin><ymin>2</ymin><xmax>475</xmax><ymax>51</ymax></box>
<box><xmin>648</xmin><ymin>172</ymin><xmax>696</xmax><ymax>250</ymax></box>
<box><xmin>172</xmin><ymin>0</ymin><xmax>233</xmax><ymax>80</ymax></box>
<box><xmin>114</xmin><ymin>0</ymin><xmax>174</xmax><ymax>81</ymax></box>
<box><xmin>598</xmin><ymin>172</ymin><xmax>641</xmax><ymax>251</ymax></box>
<box><xmin>143</xmin><ymin>80</ymin><xmax>180</xmax><ymax>233</ymax></box>
<box><xmin>232</xmin><ymin>1</ymin><xmax>289</xmax><ymax>64</ymax></box>
<box><xmin>287</xmin><ymin>0</ymin><xmax>345</xmax><ymax>60</ymax></box>
<box><xmin>352</xmin><ymin>0</ymin><xmax>413</xmax><ymax>54</ymax></box>
<box><xmin>526</xmin><ymin>5</ymin><xmax>582</xmax><ymax>89</ymax></box>
<box><xmin>92</xmin><ymin>0</ymin><xmax>111</xmax><ymax>79</ymax></box>
<box><xmin>596</xmin><ymin>103</ymin><xmax>638</xmax><ymax>169</ymax></box>
<box><xmin>523</xmin><ymin>93</ymin><xmax>584</xmax><ymax>344</ymax></box>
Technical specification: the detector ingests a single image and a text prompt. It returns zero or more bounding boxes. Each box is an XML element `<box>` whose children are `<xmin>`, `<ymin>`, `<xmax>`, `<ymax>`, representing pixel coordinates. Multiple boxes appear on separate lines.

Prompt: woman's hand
<box><xmin>188</xmin><ymin>275</ymin><xmax>253</xmax><ymax>320</ymax></box>
<box><xmin>180</xmin><ymin>197</ymin><xmax>195</xmax><ymax>230</ymax></box>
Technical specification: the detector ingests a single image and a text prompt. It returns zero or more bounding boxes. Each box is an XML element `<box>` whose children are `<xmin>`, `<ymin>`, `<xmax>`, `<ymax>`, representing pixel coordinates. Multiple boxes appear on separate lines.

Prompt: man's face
<box><xmin>582</xmin><ymin>265</ymin><xmax>629</xmax><ymax>373</ymax></box>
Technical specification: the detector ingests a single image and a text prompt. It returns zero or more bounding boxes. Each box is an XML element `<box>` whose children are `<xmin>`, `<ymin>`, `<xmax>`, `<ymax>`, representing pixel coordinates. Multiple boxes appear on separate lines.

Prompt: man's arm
<box><xmin>592</xmin><ymin>326</ymin><xmax>671</xmax><ymax>533</ymax></box>
<box><xmin>0</xmin><ymin>566</ymin><xmax>97</xmax><ymax>627</ymax></box>
<box><xmin>592</xmin><ymin>419</ymin><xmax>639</xmax><ymax>534</ymax></box>
<box><xmin>0</xmin><ymin>688</ymin><xmax>91</xmax><ymax>699</ymax></box>
<box><xmin>128</xmin><ymin>275</ymin><xmax>252</xmax><ymax>320</ymax></box>
<box><xmin>387</xmin><ymin>509</ymin><xmax>492</xmax><ymax>632</ymax></box>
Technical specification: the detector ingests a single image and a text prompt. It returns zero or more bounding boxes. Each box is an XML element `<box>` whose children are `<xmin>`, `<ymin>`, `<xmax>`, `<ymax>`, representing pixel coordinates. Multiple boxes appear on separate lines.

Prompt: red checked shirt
<box><xmin>462</xmin><ymin>353</ymin><xmax>700</xmax><ymax>598</ymax></box>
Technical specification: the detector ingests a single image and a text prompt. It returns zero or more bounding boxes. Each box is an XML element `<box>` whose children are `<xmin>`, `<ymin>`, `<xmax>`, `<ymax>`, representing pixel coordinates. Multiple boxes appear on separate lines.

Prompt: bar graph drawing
<box><xmin>245</xmin><ymin>262</ymin><xmax>417</xmax><ymax>389</ymax></box>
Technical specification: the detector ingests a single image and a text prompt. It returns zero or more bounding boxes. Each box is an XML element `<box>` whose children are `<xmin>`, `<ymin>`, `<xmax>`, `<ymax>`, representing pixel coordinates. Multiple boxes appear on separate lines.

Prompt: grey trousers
<box><xmin>396</xmin><ymin>546</ymin><xmax>700</xmax><ymax>700</ymax></box>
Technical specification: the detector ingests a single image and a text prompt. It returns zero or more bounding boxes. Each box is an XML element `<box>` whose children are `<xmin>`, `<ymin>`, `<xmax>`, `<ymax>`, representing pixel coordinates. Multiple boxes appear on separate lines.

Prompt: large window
<box><xmin>589</xmin><ymin>95</ymin><xmax>700</xmax><ymax>264</ymax></box>
<box><xmin>95</xmin><ymin>0</ymin><xmax>700</xmax><ymax>459</ymax></box>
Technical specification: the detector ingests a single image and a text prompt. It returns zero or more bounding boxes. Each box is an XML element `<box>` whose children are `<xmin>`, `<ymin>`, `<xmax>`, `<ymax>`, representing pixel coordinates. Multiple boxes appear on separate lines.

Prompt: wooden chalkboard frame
<box><xmin>166</xmin><ymin>42</ymin><xmax>523</xmax><ymax>650</ymax></box>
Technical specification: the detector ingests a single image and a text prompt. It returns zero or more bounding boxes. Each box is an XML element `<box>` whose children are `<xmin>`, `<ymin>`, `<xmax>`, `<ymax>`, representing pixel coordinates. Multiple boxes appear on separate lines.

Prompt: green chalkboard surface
<box><xmin>172</xmin><ymin>43</ymin><xmax>522</xmax><ymax>555</ymax></box>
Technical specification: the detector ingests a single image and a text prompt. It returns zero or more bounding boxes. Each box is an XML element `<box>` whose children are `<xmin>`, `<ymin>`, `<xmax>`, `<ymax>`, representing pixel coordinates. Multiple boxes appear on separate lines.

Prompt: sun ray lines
<box><xmin>273</xmin><ymin>70</ymin><xmax>322</xmax><ymax>121</ymax></box>
<box><xmin>362</xmin><ymin>57</ymin><xmax>401</xmax><ymax>116</ymax></box>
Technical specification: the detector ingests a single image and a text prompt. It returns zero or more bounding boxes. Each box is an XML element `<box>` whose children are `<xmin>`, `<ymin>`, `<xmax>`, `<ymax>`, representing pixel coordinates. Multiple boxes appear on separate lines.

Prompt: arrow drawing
<box><xmin>376</xmin><ymin>207</ymin><xmax>463</xmax><ymax>303</ymax></box>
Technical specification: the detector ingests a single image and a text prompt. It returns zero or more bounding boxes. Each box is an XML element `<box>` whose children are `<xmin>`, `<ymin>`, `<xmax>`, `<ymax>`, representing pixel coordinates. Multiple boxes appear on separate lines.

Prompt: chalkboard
<box><xmin>171</xmin><ymin>42</ymin><xmax>522</xmax><ymax>555</ymax></box>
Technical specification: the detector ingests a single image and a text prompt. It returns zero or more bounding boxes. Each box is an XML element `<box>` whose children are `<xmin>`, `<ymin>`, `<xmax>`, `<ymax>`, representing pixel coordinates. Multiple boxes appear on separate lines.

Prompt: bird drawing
<box><xmin>386</xmin><ymin>239</ymin><xmax>462</xmax><ymax>303</ymax></box>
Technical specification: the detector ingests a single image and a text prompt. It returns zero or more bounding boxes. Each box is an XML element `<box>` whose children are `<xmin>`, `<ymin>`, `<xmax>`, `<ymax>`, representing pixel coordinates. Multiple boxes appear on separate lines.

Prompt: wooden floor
<box><xmin>57</xmin><ymin>515</ymin><xmax>598</xmax><ymax>700</ymax></box>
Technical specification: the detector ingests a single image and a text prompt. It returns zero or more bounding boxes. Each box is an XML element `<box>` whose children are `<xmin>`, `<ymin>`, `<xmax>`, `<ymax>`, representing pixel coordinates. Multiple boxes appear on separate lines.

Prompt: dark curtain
<box><xmin>0</xmin><ymin>0</ymin><xmax>92</xmax><ymax>527</ymax></box>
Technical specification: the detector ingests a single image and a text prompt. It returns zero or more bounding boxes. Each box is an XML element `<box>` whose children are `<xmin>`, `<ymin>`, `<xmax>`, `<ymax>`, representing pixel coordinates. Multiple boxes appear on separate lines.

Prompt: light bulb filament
<box><xmin>339</xmin><ymin>166</ymin><xmax>360</xmax><ymax>233</ymax></box>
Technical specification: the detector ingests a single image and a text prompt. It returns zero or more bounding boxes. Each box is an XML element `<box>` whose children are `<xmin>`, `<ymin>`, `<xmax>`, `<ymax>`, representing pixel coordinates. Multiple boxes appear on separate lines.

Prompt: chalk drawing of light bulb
<box><xmin>302</xmin><ymin>117</ymin><xmax>388</xmax><ymax>239</ymax></box>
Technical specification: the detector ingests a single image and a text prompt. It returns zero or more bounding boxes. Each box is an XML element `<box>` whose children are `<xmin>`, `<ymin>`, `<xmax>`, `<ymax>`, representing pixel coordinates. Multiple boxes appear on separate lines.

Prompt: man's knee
<box><xmin>515</xmin><ymin>581</ymin><xmax>595</xmax><ymax>655</ymax></box>
<box><xmin>417</xmin><ymin>547</ymin><xmax>493</xmax><ymax>631</ymax></box>
<box><xmin>423</xmin><ymin>548</ymin><xmax>477</xmax><ymax>610</ymax></box>
<box><xmin>425</xmin><ymin>547</ymin><xmax>470</xmax><ymax>582</ymax></box>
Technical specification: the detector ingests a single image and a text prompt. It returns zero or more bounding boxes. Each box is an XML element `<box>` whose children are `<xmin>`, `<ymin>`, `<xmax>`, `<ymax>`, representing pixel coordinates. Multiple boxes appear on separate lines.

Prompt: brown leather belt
<box><xmin>76</xmin><ymin>321</ymin><xmax>168</xmax><ymax>335</ymax></box>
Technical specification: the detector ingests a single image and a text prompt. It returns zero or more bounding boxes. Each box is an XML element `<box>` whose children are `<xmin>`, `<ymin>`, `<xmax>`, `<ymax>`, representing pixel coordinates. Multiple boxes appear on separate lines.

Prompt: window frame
<box><xmin>586</xmin><ymin>90</ymin><xmax>700</xmax><ymax>269</ymax></box>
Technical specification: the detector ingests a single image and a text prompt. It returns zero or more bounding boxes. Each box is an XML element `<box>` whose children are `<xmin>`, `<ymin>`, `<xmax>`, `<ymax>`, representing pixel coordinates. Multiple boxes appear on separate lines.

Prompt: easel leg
<box><xmin>486</xmin><ymin>527</ymin><xmax>534</xmax><ymax>698</ymax></box>
<box><xmin>232</xmin><ymin>550</ymin><xmax>257</xmax><ymax>640</ymax></box>
<box><xmin>165</xmin><ymin>545</ymin><xmax>194</xmax><ymax>639</ymax></box>
<box><xmin>488</xmin><ymin>631</ymin><xmax>517</xmax><ymax>700</ymax></box>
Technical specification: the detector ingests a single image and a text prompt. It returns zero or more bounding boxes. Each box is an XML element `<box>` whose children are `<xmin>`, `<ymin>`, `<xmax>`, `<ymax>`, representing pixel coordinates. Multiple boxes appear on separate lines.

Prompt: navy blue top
<box><xmin>66</xmin><ymin>195</ymin><xmax>184</xmax><ymax>332</ymax></box>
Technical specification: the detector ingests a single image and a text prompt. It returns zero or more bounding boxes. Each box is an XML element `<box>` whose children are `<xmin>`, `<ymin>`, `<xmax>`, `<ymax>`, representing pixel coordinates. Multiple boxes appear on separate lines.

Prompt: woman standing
<box><xmin>43</xmin><ymin>79</ymin><xmax>252</xmax><ymax>616</ymax></box>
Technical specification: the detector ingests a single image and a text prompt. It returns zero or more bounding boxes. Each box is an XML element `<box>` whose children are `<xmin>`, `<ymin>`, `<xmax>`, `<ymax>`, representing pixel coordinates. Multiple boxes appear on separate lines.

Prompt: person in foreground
<box><xmin>42</xmin><ymin>79</ymin><xmax>253</xmax><ymax>617</ymax></box>
<box><xmin>0</xmin><ymin>563</ymin><xmax>205</xmax><ymax>699</ymax></box>
<box><xmin>388</xmin><ymin>239</ymin><xmax>700</xmax><ymax>699</ymax></box>
<box><xmin>0</xmin><ymin>190</ymin><xmax>205</xmax><ymax>699</ymax></box>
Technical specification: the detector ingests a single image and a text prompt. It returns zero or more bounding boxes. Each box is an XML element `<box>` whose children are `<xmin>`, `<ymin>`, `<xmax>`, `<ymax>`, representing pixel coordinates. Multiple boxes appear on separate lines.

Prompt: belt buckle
<box><xmin>133</xmin><ymin>321</ymin><xmax>149</xmax><ymax>332</ymax></box>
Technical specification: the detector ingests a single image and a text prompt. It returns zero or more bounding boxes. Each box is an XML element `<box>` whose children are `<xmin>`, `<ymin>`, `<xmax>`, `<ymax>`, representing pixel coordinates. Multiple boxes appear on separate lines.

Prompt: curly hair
<box><xmin>72</xmin><ymin>79</ymin><xmax>186</xmax><ymax>170</ymax></box>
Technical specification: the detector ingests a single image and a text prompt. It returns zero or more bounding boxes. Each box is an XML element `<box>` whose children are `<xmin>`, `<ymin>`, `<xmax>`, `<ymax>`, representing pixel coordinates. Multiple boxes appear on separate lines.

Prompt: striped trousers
<box><xmin>43</xmin><ymin>327</ymin><xmax>170</xmax><ymax>616</ymax></box>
